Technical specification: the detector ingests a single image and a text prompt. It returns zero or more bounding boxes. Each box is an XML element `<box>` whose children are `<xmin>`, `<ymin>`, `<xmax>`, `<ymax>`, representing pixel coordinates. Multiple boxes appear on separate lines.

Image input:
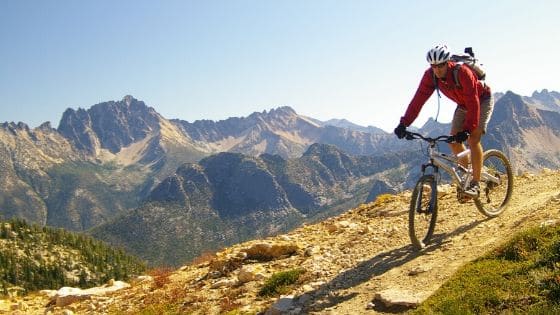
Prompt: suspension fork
<box><xmin>421</xmin><ymin>160</ymin><xmax>439</xmax><ymax>177</ymax></box>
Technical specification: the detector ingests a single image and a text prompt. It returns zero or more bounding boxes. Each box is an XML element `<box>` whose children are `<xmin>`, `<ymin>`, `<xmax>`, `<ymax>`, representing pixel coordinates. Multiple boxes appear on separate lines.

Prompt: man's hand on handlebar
<box><xmin>394</xmin><ymin>123</ymin><xmax>407</xmax><ymax>139</ymax></box>
<box><xmin>454</xmin><ymin>130</ymin><xmax>470</xmax><ymax>143</ymax></box>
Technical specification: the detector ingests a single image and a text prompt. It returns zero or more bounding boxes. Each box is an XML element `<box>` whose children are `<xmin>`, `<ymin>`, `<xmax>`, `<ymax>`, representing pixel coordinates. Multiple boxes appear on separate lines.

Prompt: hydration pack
<box><xmin>434</xmin><ymin>47</ymin><xmax>486</xmax><ymax>89</ymax></box>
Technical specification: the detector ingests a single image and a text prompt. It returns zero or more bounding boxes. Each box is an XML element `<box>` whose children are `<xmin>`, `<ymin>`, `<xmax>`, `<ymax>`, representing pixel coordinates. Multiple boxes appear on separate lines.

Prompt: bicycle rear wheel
<box><xmin>409</xmin><ymin>174</ymin><xmax>438</xmax><ymax>249</ymax></box>
<box><xmin>475</xmin><ymin>149</ymin><xmax>513</xmax><ymax>217</ymax></box>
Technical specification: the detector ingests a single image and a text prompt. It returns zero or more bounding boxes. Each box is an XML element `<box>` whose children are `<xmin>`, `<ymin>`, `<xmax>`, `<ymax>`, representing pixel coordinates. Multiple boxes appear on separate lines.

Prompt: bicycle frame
<box><xmin>414</xmin><ymin>134</ymin><xmax>502</xmax><ymax>191</ymax></box>
<box><xmin>425</xmin><ymin>146</ymin><xmax>469</xmax><ymax>190</ymax></box>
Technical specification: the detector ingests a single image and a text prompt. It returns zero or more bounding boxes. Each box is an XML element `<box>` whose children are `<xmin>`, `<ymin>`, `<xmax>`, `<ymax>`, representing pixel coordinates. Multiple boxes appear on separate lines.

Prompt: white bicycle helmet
<box><xmin>426</xmin><ymin>44</ymin><xmax>451</xmax><ymax>65</ymax></box>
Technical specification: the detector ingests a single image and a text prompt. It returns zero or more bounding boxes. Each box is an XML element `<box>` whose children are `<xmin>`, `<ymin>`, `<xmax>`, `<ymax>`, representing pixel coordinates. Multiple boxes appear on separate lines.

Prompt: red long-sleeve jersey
<box><xmin>400</xmin><ymin>62</ymin><xmax>491</xmax><ymax>132</ymax></box>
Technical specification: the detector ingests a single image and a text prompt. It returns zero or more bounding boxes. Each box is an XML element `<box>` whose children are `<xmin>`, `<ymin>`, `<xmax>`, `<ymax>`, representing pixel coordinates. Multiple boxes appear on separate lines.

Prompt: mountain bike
<box><xmin>404</xmin><ymin>131</ymin><xmax>513</xmax><ymax>249</ymax></box>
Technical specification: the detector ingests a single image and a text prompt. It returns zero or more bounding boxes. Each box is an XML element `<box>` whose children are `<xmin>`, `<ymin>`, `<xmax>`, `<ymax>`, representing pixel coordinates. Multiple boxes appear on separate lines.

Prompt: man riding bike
<box><xmin>394</xmin><ymin>44</ymin><xmax>494</xmax><ymax>197</ymax></box>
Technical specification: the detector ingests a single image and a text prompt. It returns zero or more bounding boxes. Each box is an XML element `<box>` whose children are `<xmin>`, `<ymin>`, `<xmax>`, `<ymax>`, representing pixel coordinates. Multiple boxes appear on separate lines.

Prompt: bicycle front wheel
<box><xmin>475</xmin><ymin>149</ymin><xmax>513</xmax><ymax>217</ymax></box>
<box><xmin>409</xmin><ymin>174</ymin><xmax>438</xmax><ymax>250</ymax></box>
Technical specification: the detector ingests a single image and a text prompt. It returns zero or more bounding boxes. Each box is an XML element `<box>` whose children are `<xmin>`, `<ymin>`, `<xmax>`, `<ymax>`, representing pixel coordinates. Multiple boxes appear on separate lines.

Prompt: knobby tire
<box><xmin>409</xmin><ymin>174</ymin><xmax>438</xmax><ymax>250</ymax></box>
<box><xmin>474</xmin><ymin>149</ymin><xmax>514</xmax><ymax>217</ymax></box>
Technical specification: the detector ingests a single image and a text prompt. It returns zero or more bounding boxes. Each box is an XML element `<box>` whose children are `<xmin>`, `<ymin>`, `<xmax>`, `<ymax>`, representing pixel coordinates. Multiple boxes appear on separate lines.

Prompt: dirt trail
<box><xmin>2</xmin><ymin>170</ymin><xmax>560</xmax><ymax>314</ymax></box>
<box><xmin>309</xmin><ymin>170</ymin><xmax>560</xmax><ymax>314</ymax></box>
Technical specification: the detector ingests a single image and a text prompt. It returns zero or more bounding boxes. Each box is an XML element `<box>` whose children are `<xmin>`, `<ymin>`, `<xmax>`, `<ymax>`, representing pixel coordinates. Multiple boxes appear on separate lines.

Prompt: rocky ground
<box><xmin>2</xmin><ymin>169</ymin><xmax>560</xmax><ymax>314</ymax></box>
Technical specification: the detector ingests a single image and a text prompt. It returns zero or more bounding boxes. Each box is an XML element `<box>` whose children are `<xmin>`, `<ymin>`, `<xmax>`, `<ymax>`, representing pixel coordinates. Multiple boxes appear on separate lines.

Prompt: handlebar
<box><xmin>404</xmin><ymin>131</ymin><xmax>457</xmax><ymax>143</ymax></box>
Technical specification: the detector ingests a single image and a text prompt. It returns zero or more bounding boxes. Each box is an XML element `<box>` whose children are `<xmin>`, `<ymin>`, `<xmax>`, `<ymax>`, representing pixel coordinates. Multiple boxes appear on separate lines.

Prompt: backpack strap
<box><xmin>432</xmin><ymin>65</ymin><xmax>462</xmax><ymax>91</ymax></box>
<box><xmin>452</xmin><ymin>64</ymin><xmax>461</xmax><ymax>88</ymax></box>
<box><xmin>453</xmin><ymin>63</ymin><xmax>486</xmax><ymax>89</ymax></box>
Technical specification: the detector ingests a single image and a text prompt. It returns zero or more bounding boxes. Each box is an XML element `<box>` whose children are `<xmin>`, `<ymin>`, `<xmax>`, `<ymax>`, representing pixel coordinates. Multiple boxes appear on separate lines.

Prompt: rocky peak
<box><xmin>1</xmin><ymin>122</ymin><xmax>31</xmax><ymax>134</ymax></box>
<box><xmin>123</xmin><ymin>95</ymin><xmax>135</xmax><ymax>106</ymax></box>
<box><xmin>173</xmin><ymin>105</ymin><xmax>321</xmax><ymax>156</ymax></box>
<box><xmin>247</xmin><ymin>106</ymin><xmax>298</xmax><ymax>127</ymax></box>
<box><xmin>57</xmin><ymin>96</ymin><xmax>163</xmax><ymax>154</ymax></box>
<box><xmin>252</xmin><ymin>106</ymin><xmax>297</xmax><ymax>118</ymax></box>
<box><xmin>267</xmin><ymin>106</ymin><xmax>298</xmax><ymax>117</ymax></box>
<box><xmin>37</xmin><ymin>122</ymin><xmax>53</xmax><ymax>131</ymax></box>
<box><xmin>531</xmin><ymin>89</ymin><xmax>560</xmax><ymax>100</ymax></box>
<box><xmin>419</xmin><ymin>118</ymin><xmax>450</xmax><ymax>136</ymax></box>
<box><xmin>524</xmin><ymin>89</ymin><xmax>560</xmax><ymax>112</ymax></box>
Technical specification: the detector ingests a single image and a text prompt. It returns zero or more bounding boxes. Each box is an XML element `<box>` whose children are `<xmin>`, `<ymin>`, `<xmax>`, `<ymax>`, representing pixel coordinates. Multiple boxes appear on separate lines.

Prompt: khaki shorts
<box><xmin>451</xmin><ymin>94</ymin><xmax>494</xmax><ymax>134</ymax></box>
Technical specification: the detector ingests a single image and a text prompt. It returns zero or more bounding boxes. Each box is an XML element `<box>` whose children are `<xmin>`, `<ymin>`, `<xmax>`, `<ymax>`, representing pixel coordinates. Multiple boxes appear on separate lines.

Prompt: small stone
<box><xmin>374</xmin><ymin>289</ymin><xmax>423</xmax><ymax>307</ymax></box>
<box><xmin>238</xmin><ymin>266</ymin><xmax>264</xmax><ymax>283</ymax></box>
<box><xmin>279</xmin><ymin>235</ymin><xmax>292</xmax><ymax>241</ymax></box>
<box><xmin>304</xmin><ymin>246</ymin><xmax>320</xmax><ymax>257</ymax></box>
<box><xmin>408</xmin><ymin>266</ymin><xmax>430</xmax><ymax>276</ymax></box>
<box><xmin>211</xmin><ymin>278</ymin><xmax>237</xmax><ymax>289</ymax></box>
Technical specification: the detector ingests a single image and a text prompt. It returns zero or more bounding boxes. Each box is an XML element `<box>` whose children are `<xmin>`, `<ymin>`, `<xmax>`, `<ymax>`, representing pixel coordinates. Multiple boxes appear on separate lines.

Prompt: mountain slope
<box><xmin>90</xmin><ymin>145</ymin><xmax>408</xmax><ymax>266</ymax></box>
<box><xmin>8</xmin><ymin>169</ymin><xmax>560</xmax><ymax>314</ymax></box>
<box><xmin>0</xmin><ymin>122</ymin><xmax>83</xmax><ymax>225</ymax></box>
<box><xmin>0</xmin><ymin>218</ymin><xmax>145</xmax><ymax>296</ymax></box>
<box><xmin>0</xmin><ymin>120</ymin><xmax>157</xmax><ymax>231</ymax></box>
<box><xmin>485</xmin><ymin>91</ymin><xmax>560</xmax><ymax>171</ymax></box>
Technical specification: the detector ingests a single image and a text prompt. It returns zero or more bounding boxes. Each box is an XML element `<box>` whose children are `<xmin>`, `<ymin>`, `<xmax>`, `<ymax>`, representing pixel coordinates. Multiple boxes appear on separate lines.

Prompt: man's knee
<box><xmin>468</xmin><ymin>128</ymin><xmax>484</xmax><ymax>144</ymax></box>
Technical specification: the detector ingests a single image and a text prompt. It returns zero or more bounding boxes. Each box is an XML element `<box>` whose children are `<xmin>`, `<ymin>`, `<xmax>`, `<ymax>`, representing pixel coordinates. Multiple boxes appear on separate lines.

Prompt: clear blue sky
<box><xmin>1</xmin><ymin>1</ymin><xmax>558</xmax><ymax>132</ymax></box>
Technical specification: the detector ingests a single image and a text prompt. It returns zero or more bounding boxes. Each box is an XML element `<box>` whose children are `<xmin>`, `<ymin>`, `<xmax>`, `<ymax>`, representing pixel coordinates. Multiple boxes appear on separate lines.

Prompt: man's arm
<box><xmin>401</xmin><ymin>69</ymin><xmax>436</xmax><ymax>126</ymax></box>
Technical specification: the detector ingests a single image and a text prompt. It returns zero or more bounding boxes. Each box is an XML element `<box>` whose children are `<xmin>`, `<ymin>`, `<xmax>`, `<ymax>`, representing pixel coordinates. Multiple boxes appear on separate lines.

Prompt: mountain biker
<box><xmin>394</xmin><ymin>44</ymin><xmax>494</xmax><ymax>197</ymax></box>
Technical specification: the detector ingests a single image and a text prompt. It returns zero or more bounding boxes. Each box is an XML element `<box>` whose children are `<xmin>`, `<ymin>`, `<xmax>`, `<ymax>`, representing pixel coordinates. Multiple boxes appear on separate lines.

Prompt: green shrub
<box><xmin>258</xmin><ymin>268</ymin><xmax>305</xmax><ymax>297</ymax></box>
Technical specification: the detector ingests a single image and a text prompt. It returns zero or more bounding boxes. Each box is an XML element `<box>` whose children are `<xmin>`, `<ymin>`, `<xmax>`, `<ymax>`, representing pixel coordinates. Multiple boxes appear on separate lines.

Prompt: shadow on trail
<box><xmin>302</xmin><ymin>216</ymin><xmax>492</xmax><ymax>313</ymax></box>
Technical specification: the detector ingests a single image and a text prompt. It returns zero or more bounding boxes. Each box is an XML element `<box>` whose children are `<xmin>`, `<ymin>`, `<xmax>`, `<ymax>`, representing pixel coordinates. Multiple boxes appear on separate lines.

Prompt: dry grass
<box><xmin>148</xmin><ymin>266</ymin><xmax>175</xmax><ymax>289</ymax></box>
<box><xmin>190</xmin><ymin>250</ymin><xmax>218</xmax><ymax>266</ymax></box>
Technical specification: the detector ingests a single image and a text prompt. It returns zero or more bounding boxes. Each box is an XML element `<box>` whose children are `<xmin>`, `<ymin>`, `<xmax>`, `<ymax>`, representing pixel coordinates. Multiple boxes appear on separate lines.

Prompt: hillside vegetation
<box><xmin>0</xmin><ymin>218</ymin><xmax>146</xmax><ymax>296</ymax></box>
<box><xmin>412</xmin><ymin>223</ymin><xmax>560</xmax><ymax>314</ymax></box>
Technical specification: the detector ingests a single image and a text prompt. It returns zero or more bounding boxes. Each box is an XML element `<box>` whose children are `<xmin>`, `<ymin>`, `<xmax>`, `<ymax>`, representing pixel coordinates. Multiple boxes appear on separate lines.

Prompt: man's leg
<box><xmin>467</xmin><ymin>127</ymin><xmax>484</xmax><ymax>182</ymax></box>
<box><xmin>448</xmin><ymin>134</ymin><xmax>468</xmax><ymax>167</ymax></box>
<box><xmin>470</xmin><ymin>94</ymin><xmax>495</xmax><ymax>182</ymax></box>
<box><xmin>449</xmin><ymin>107</ymin><xmax>469</xmax><ymax>167</ymax></box>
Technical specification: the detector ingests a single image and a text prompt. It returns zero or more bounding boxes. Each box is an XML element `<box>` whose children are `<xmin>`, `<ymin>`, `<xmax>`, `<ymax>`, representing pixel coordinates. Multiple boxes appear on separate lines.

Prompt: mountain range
<box><xmin>1</xmin><ymin>89</ymin><xmax>559</xmax><ymax>266</ymax></box>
